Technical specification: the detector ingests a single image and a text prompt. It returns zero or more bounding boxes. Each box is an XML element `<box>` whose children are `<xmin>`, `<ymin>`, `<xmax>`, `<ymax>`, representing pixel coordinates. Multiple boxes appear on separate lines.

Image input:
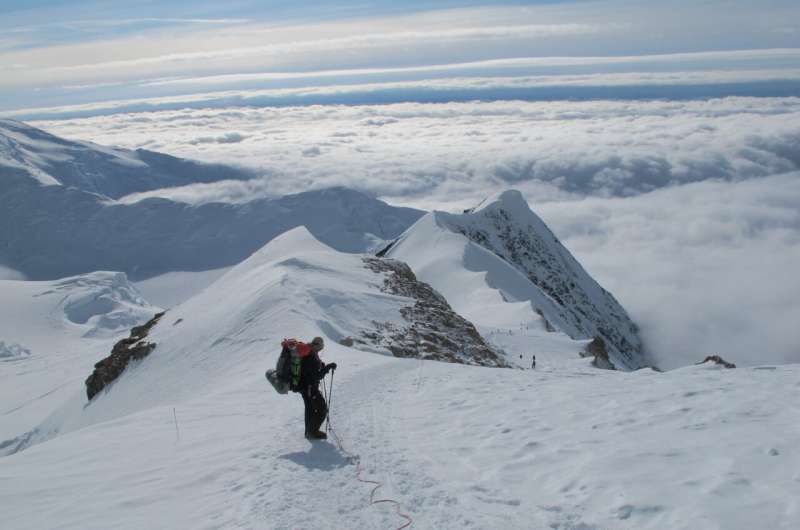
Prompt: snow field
<box><xmin>3</xmin><ymin>346</ymin><xmax>798</xmax><ymax>529</ymax></box>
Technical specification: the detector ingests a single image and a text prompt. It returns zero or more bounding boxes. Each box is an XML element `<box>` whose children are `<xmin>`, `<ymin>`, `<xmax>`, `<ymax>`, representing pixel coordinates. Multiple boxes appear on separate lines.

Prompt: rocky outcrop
<box><xmin>361</xmin><ymin>257</ymin><xmax>508</xmax><ymax>367</ymax></box>
<box><xmin>580</xmin><ymin>336</ymin><xmax>616</xmax><ymax>370</ymax></box>
<box><xmin>696</xmin><ymin>355</ymin><xmax>736</xmax><ymax>369</ymax></box>
<box><xmin>85</xmin><ymin>311</ymin><xmax>165</xmax><ymax>400</ymax></box>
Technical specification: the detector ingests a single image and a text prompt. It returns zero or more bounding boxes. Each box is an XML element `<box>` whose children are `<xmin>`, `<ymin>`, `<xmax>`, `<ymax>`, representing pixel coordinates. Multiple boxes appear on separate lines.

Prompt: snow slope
<box><xmin>386</xmin><ymin>190</ymin><xmax>646</xmax><ymax>369</ymax></box>
<box><xmin>0</xmin><ymin>119</ymin><xmax>253</xmax><ymax>199</ymax></box>
<box><xmin>133</xmin><ymin>267</ymin><xmax>232</xmax><ymax>308</ymax></box>
<box><xmin>1</xmin><ymin>228</ymin><xmax>798</xmax><ymax>529</ymax></box>
<box><xmin>0</xmin><ymin>272</ymin><xmax>155</xmax><ymax>440</ymax></box>
<box><xmin>8</xmin><ymin>227</ymin><xmax>499</xmax><ymax>451</ymax></box>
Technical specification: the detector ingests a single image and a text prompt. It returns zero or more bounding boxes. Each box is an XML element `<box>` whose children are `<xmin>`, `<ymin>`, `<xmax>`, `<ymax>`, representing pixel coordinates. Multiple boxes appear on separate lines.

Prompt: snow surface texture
<box><xmin>386</xmin><ymin>190</ymin><xmax>646</xmax><ymax>370</ymax></box>
<box><xmin>0</xmin><ymin>228</ymin><xmax>797</xmax><ymax>528</ymax></box>
<box><xmin>0</xmin><ymin>175</ymin><xmax>423</xmax><ymax>280</ymax></box>
<box><xmin>0</xmin><ymin>272</ymin><xmax>155</xmax><ymax>441</ymax></box>
<box><xmin>0</xmin><ymin>119</ymin><xmax>253</xmax><ymax>199</ymax></box>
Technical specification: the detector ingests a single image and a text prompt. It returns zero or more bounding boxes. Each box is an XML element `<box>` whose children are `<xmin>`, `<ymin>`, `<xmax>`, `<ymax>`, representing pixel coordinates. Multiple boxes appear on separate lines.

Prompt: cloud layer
<box><xmin>539</xmin><ymin>173</ymin><xmax>800</xmax><ymax>369</ymax></box>
<box><xmin>30</xmin><ymin>97</ymin><xmax>800</xmax><ymax>368</ymax></box>
<box><xmin>34</xmin><ymin>97</ymin><xmax>800</xmax><ymax>207</ymax></box>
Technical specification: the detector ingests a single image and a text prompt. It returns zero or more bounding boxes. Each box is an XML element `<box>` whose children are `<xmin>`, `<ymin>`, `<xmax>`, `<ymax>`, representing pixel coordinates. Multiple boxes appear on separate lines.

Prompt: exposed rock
<box><xmin>375</xmin><ymin>239</ymin><xmax>397</xmax><ymax>257</ymax></box>
<box><xmin>696</xmin><ymin>355</ymin><xmax>736</xmax><ymax>369</ymax></box>
<box><xmin>339</xmin><ymin>336</ymin><xmax>355</xmax><ymax>347</ymax></box>
<box><xmin>361</xmin><ymin>257</ymin><xmax>508</xmax><ymax>367</ymax></box>
<box><xmin>85</xmin><ymin>311</ymin><xmax>165</xmax><ymax>400</ymax></box>
<box><xmin>581</xmin><ymin>336</ymin><xmax>617</xmax><ymax>370</ymax></box>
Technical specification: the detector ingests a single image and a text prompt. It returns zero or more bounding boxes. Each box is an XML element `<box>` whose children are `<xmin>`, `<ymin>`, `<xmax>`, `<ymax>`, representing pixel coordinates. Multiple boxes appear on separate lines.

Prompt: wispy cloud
<box><xmin>1</xmin><ymin>1</ymin><xmax>798</xmax><ymax>111</ymax></box>
<box><xmin>1</xmin><ymin>21</ymin><xmax>614</xmax><ymax>88</ymax></box>
<box><xmin>5</xmin><ymin>60</ymin><xmax>800</xmax><ymax>120</ymax></box>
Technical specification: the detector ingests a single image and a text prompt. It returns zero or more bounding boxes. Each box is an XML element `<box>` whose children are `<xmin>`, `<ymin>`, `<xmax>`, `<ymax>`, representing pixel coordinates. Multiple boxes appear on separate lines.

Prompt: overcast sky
<box><xmin>2</xmin><ymin>1</ymin><xmax>799</xmax><ymax>368</ymax></box>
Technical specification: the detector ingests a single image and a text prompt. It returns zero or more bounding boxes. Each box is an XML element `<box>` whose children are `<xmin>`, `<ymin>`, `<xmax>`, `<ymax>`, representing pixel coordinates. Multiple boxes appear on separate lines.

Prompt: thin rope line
<box><xmin>324</xmin><ymin>375</ymin><xmax>413</xmax><ymax>530</ymax></box>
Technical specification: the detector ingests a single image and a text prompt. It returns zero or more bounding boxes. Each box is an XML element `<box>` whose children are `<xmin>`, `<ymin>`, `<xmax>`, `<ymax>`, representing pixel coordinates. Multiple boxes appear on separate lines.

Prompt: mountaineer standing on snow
<box><xmin>296</xmin><ymin>336</ymin><xmax>336</xmax><ymax>440</ymax></box>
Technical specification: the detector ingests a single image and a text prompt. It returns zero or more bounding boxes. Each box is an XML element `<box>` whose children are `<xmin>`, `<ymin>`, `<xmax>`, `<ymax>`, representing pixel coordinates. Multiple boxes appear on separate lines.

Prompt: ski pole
<box><xmin>326</xmin><ymin>370</ymin><xmax>334</xmax><ymax>433</ymax></box>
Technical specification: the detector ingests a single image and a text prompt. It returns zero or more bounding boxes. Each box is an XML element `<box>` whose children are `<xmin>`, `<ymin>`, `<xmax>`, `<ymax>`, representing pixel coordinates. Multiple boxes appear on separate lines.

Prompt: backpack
<box><xmin>265</xmin><ymin>338</ymin><xmax>310</xmax><ymax>394</ymax></box>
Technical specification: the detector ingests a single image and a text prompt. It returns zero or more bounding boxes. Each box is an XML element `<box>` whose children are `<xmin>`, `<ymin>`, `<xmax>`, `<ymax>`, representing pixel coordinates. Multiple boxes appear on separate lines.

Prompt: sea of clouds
<box><xmin>33</xmin><ymin>96</ymin><xmax>800</xmax><ymax>369</ymax></box>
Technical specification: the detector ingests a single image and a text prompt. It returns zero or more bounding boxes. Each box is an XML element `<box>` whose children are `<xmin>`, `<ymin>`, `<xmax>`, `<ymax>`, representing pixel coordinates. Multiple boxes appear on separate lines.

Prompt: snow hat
<box><xmin>311</xmin><ymin>336</ymin><xmax>325</xmax><ymax>350</ymax></box>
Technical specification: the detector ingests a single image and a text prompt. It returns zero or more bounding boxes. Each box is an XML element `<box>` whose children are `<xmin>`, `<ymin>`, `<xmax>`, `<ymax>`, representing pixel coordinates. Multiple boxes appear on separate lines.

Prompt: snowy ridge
<box><xmin>8</xmin><ymin>228</ymin><xmax>500</xmax><ymax>451</ymax></box>
<box><xmin>0</xmin><ymin>119</ymin><xmax>252</xmax><ymax>199</ymax></box>
<box><xmin>387</xmin><ymin>190</ymin><xmax>646</xmax><ymax>369</ymax></box>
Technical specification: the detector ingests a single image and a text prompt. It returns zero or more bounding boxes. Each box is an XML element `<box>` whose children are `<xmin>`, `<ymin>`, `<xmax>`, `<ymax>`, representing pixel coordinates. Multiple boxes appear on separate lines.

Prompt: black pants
<box><xmin>301</xmin><ymin>385</ymin><xmax>328</xmax><ymax>435</ymax></box>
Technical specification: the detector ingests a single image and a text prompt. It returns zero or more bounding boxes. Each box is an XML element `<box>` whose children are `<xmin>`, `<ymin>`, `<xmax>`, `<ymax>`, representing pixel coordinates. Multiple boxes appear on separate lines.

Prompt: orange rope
<box><xmin>328</xmin><ymin>424</ymin><xmax>413</xmax><ymax>530</ymax></box>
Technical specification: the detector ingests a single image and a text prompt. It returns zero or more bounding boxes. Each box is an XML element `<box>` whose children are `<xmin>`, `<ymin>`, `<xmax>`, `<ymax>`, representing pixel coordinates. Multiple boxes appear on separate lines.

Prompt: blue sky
<box><xmin>1</xmin><ymin>0</ymin><xmax>799</xmax><ymax>117</ymax></box>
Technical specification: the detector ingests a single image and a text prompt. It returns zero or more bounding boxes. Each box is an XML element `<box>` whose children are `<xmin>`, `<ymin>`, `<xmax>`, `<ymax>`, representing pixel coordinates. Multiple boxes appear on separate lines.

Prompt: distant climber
<box><xmin>531</xmin><ymin>355</ymin><xmax>536</xmax><ymax>369</ymax></box>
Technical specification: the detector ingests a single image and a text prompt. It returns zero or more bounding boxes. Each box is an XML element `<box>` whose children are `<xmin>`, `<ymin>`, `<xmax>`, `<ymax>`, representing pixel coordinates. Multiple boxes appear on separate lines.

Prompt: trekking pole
<box><xmin>326</xmin><ymin>370</ymin><xmax>335</xmax><ymax>433</ymax></box>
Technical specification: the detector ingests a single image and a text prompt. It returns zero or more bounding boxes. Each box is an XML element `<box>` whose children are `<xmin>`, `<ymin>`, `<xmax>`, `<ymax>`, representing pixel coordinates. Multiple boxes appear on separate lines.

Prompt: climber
<box><xmin>296</xmin><ymin>336</ymin><xmax>337</xmax><ymax>440</ymax></box>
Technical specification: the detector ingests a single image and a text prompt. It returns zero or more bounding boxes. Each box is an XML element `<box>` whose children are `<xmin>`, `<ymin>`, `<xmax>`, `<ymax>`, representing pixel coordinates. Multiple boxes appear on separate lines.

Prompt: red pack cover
<box><xmin>281</xmin><ymin>338</ymin><xmax>311</xmax><ymax>357</ymax></box>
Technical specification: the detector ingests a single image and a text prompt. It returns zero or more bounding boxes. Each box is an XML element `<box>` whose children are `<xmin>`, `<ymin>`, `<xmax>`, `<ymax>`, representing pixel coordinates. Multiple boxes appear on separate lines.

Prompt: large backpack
<box><xmin>265</xmin><ymin>338</ymin><xmax>310</xmax><ymax>394</ymax></box>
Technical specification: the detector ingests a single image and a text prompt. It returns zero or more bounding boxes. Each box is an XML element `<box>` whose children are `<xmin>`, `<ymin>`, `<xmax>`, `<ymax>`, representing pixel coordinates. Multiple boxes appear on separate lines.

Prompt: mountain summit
<box><xmin>385</xmin><ymin>190</ymin><xmax>647</xmax><ymax>369</ymax></box>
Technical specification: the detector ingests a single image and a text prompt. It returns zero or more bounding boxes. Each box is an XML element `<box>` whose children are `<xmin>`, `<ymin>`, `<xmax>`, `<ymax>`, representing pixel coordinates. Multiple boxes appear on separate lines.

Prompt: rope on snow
<box><xmin>323</xmin><ymin>377</ymin><xmax>413</xmax><ymax>530</ymax></box>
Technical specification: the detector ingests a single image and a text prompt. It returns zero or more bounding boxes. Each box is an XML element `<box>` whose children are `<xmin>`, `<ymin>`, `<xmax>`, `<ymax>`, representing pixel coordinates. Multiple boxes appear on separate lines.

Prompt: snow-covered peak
<box><xmin>0</xmin><ymin>119</ymin><xmax>253</xmax><ymax>199</ymax></box>
<box><xmin>387</xmin><ymin>189</ymin><xmax>648</xmax><ymax>370</ymax></box>
<box><xmin>472</xmin><ymin>189</ymin><xmax>531</xmax><ymax>215</ymax></box>
<box><xmin>242</xmin><ymin>226</ymin><xmax>329</xmax><ymax>261</ymax></box>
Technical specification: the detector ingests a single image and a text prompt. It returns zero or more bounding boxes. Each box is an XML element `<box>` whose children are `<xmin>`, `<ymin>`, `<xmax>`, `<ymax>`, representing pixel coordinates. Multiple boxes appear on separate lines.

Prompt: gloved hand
<box><xmin>326</xmin><ymin>362</ymin><xmax>337</xmax><ymax>374</ymax></box>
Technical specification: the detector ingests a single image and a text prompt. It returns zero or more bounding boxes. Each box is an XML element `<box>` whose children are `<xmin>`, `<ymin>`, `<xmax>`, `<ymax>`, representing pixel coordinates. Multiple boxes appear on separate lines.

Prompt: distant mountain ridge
<box><xmin>386</xmin><ymin>190</ymin><xmax>647</xmax><ymax>370</ymax></box>
<box><xmin>0</xmin><ymin>121</ymin><xmax>424</xmax><ymax>280</ymax></box>
<box><xmin>0</xmin><ymin>119</ymin><xmax>253</xmax><ymax>199</ymax></box>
